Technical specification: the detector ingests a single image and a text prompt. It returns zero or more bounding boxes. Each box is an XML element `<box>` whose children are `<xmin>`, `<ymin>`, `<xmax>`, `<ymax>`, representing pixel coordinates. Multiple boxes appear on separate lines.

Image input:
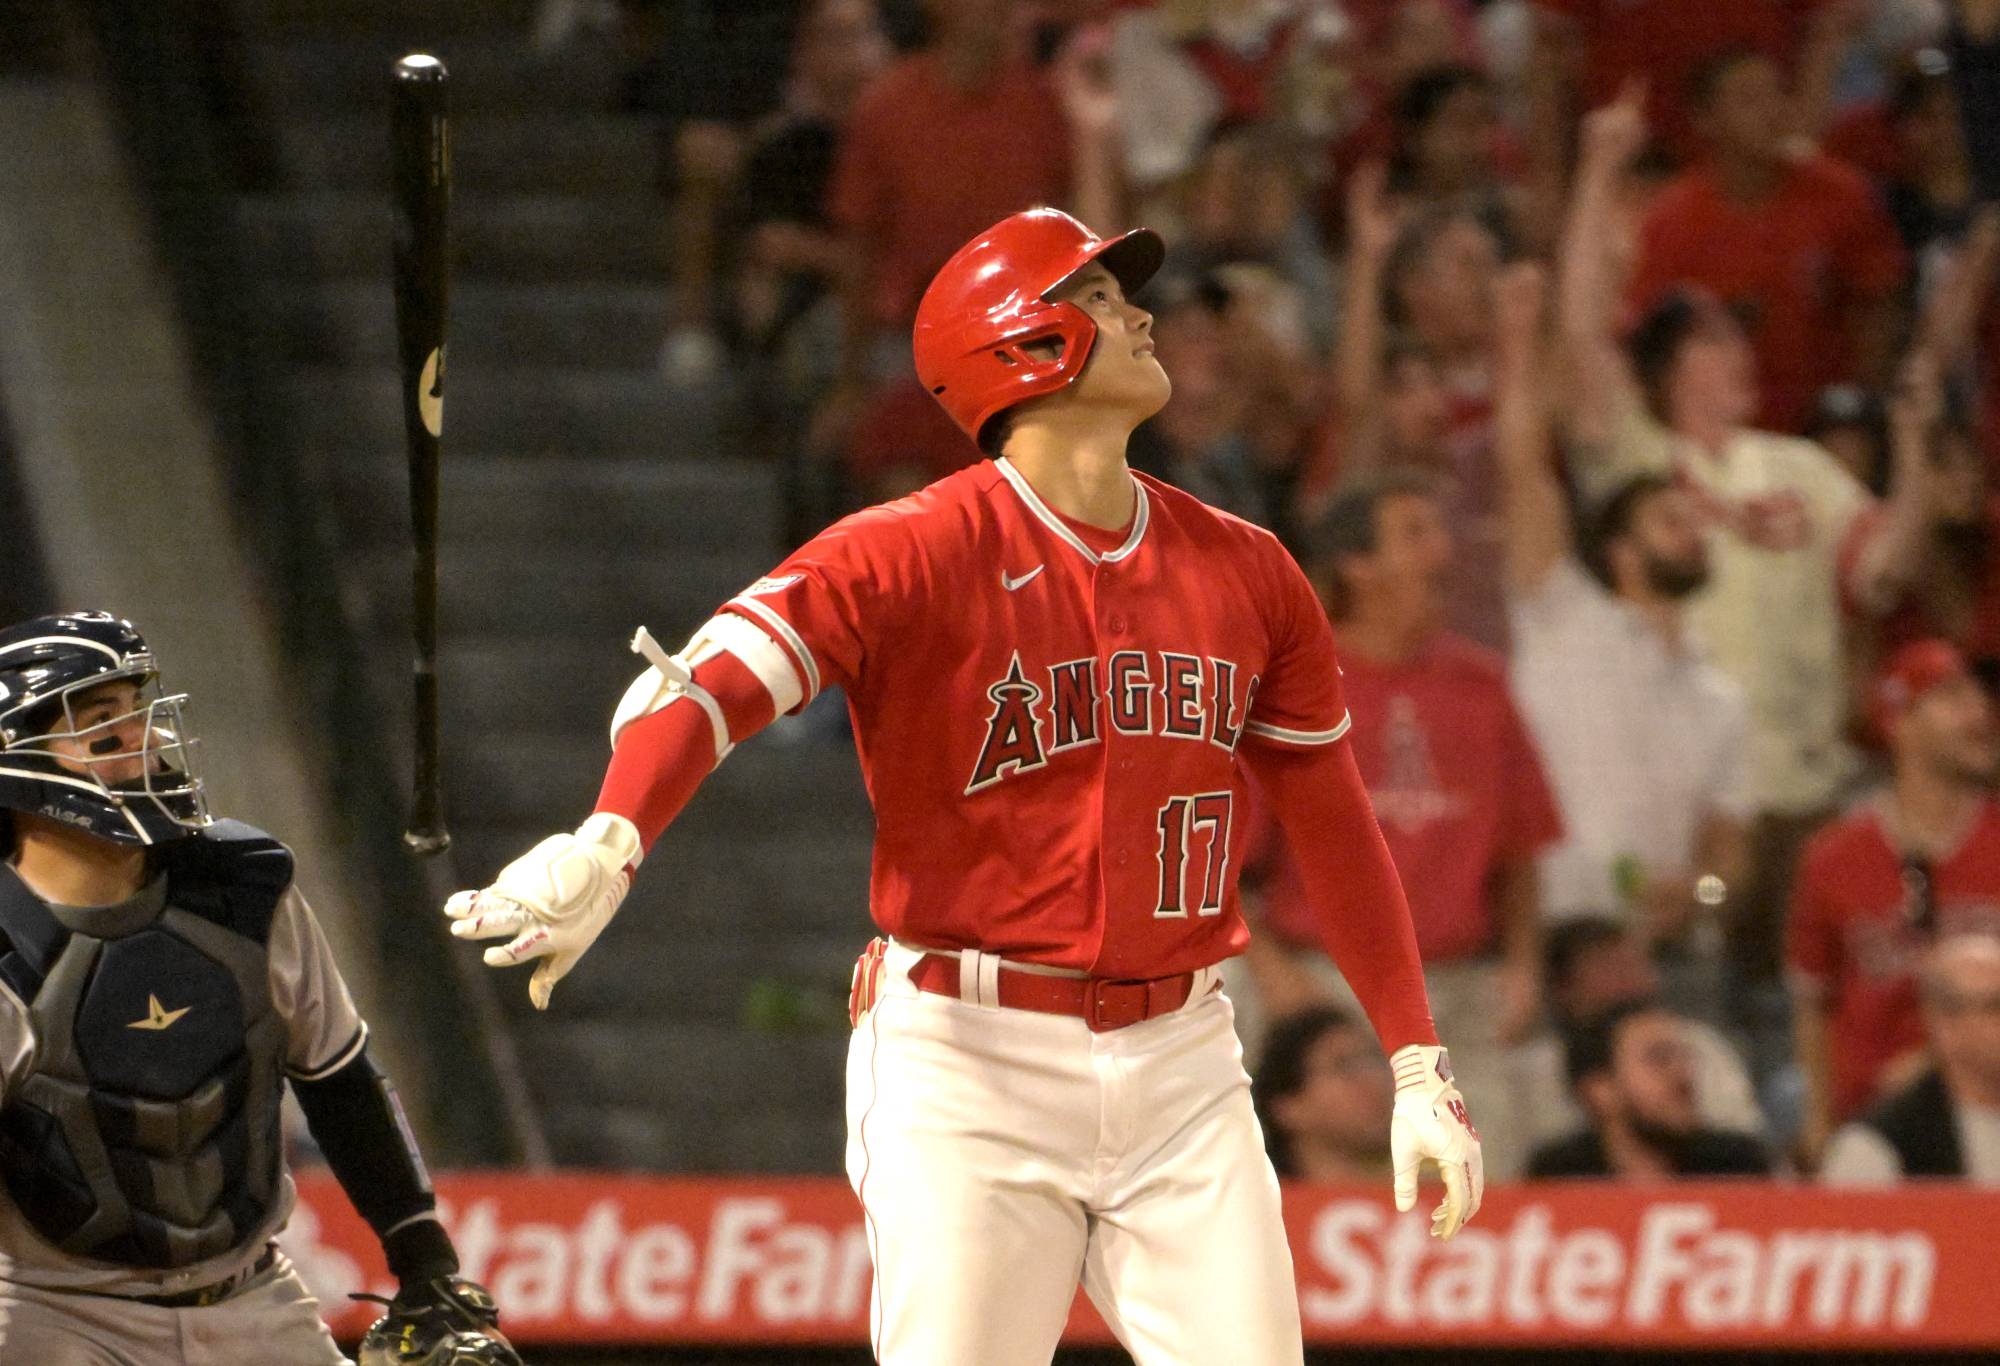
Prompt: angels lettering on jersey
<box><xmin>966</xmin><ymin>649</ymin><xmax>1255</xmax><ymax>795</ymax></box>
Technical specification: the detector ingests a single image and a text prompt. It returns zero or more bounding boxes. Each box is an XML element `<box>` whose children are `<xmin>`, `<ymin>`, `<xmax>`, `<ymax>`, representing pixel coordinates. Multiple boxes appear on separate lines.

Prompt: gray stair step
<box><xmin>526</xmin><ymin>1023</ymin><xmax>849</xmax><ymax>1112</ymax></box>
<box><xmin>243</xmin><ymin>35</ymin><xmax>618</xmax><ymax>113</ymax></box>
<box><xmin>271</xmin><ymin>114</ymin><xmax>657</xmax><ymax>194</ymax></box>
<box><xmin>224</xmin><ymin>0</ymin><xmax>878</xmax><ymax>1172</ymax></box>
<box><xmin>433</xmin><ymin>639</ymin><xmax>680</xmax><ymax>739</ymax></box>
<box><xmin>330</xmin><ymin>455</ymin><xmax>781</xmax><ymax>556</ymax></box>
<box><xmin>447</xmin><ymin>745</ymin><xmax>873</xmax><ymax>845</ymax></box>
<box><xmin>444</xmin><ymin>818</ymin><xmax>874</xmax><ymax>935</ymax></box>
<box><xmin>273</xmin><ymin>362</ymin><xmax>720</xmax><ymax>456</ymax></box>
<box><xmin>256</xmin><ymin>282</ymin><xmax>667</xmax><ymax>367</ymax></box>
<box><xmin>533</xmin><ymin>1100</ymin><xmax>845</xmax><ymax>1172</ymax></box>
<box><xmin>442</xmin><ymin>734</ymin><xmax>875</xmax><ymax>844</ymax></box>
<box><xmin>236</xmin><ymin>193</ymin><xmax>666</xmax><ymax>283</ymax></box>
<box><xmin>355</xmin><ymin>545</ymin><xmax>753</xmax><ymax>637</ymax></box>
<box><xmin>506</xmin><ymin>923</ymin><xmax>868</xmax><ymax>1024</ymax></box>
<box><xmin>236</xmin><ymin>0</ymin><xmax>537</xmax><ymax>39</ymax></box>
<box><xmin>523</xmin><ymin>1026</ymin><xmax>850</xmax><ymax>1171</ymax></box>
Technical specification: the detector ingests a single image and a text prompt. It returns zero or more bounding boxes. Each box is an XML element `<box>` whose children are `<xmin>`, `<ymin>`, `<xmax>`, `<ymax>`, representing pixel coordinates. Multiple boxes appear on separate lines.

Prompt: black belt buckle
<box><xmin>140</xmin><ymin>1247</ymin><xmax>275</xmax><ymax>1309</ymax></box>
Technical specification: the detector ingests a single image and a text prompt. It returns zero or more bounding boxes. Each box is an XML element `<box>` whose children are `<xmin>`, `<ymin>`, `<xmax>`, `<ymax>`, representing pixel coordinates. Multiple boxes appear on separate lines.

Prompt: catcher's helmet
<box><xmin>913</xmin><ymin>207</ymin><xmax>1164</xmax><ymax>446</ymax></box>
<box><xmin>0</xmin><ymin>612</ymin><xmax>209</xmax><ymax>846</ymax></box>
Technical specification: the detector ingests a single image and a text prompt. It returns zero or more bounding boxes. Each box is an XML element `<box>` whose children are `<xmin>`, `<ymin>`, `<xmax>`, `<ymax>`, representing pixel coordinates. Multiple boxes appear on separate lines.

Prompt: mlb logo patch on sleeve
<box><xmin>742</xmin><ymin>575</ymin><xmax>803</xmax><ymax>598</ymax></box>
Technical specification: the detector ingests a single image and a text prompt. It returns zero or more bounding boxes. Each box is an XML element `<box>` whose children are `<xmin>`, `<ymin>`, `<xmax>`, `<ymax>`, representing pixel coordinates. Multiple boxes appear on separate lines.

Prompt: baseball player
<box><xmin>0</xmin><ymin>612</ymin><xmax>517</xmax><ymax>1366</ymax></box>
<box><xmin>448</xmin><ymin>208</ymin><xmax>1482</xmax><ymax>1366</ymax></box>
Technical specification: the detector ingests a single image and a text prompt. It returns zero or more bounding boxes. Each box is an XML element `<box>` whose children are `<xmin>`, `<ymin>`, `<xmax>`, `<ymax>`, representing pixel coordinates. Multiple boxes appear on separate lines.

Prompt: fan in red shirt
<box><xmin>819</xmin><ymin>0</ymin><xmax>1117</xmax><ymax>497</ymax></box>
<box><xmin>1531</xmin><ymin>0</ymin><xmax>1833</xmax><ymax>166</ymax></box>
<box><xmin>1787</xmin><ymin>640</ymin><xmax>2000</xmax><ymax>1166</ymax></box>
<box><xmin>1240</xmin><ymin>469</ymin><xmax>1562</xmax><ymax>1179</ymax></box>
<box><xmin>1628</xmin><ymin>49</ymin><xmax>1907</xmax><ymax>433</ymax></box>
<box><xmin>829</xmin><ymin>20</ymin><xmax>1073</xmax><ymax>332</ymax></box>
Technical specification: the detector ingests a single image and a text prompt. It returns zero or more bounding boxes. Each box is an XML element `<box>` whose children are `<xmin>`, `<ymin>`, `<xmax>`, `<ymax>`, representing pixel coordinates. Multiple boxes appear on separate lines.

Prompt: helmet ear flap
<box><xmin>967</xmin><ymin>300</ymin><xmax>1100</xmax><ymax>451</ymax></box>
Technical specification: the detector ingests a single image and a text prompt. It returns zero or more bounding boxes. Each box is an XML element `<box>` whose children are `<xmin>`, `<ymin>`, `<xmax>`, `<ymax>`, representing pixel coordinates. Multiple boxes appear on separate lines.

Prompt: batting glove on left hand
<box><xmin>1389</xmin><ymin>1043</ymin><xmax>1484</xmax><ymax>1240</ymax></box>
<box><xmin>445</xmin><ymin>812</ymin><xmax>640</xmax><ymax>1010</ymax></box>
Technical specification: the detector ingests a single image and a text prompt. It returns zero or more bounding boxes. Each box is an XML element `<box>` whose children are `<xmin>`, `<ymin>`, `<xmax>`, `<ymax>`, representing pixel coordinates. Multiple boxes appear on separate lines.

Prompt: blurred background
<box><xmin>3</xmin><ymin>0</ymin><xmax>1999</xmax><ymax>1361</ymax></box>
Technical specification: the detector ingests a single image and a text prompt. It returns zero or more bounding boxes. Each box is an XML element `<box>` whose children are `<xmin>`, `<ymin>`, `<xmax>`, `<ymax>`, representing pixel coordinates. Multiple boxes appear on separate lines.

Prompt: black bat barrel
<box><xmin>391</xmin><ymin>52</ymin><xmax>451</xmax><ymax>856</ymax></box>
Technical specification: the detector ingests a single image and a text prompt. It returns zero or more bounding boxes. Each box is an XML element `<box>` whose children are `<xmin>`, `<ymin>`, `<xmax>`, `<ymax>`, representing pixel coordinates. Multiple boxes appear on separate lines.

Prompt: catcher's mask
<box><xmin>0</xmin><ymin>612</ymin><xmax>210</xmax><ymax>847</ymax></box>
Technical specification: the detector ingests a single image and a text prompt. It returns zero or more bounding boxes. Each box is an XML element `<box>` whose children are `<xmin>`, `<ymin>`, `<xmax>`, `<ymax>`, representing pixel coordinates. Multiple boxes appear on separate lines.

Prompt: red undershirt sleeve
<box><xmin>1237</xmin><ymin>736</ymin><xmax>1439</xmax><ymax>1052</ymax></box>
<box><xmin>594</xmin><ymin>652</ymin><xmax>778</xmax><ymax>855</ymax></box>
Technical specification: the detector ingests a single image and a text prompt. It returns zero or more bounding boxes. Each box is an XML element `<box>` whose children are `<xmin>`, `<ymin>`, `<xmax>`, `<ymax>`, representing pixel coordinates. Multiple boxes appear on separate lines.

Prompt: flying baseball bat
<box><xmin>391</xmin><ymin>53</ymin><xmax>452</xmax><ymax>856</ymax></box>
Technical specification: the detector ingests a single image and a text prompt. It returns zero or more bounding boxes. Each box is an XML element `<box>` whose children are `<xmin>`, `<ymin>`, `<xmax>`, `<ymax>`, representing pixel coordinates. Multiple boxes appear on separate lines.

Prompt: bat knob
<box><xmin>404</xmin><ymin>828</ymin><xmax>453</xmax><ymax>858</ymax></box>
<box><xmin>395</xmin><ymin>53</ymin><xmax>449</xmax><ymax>83</ymax></box>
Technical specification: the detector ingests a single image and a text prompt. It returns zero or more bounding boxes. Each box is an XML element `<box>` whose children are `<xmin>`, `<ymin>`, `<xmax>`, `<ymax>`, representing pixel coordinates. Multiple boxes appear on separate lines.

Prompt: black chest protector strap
<box><xmin>0</xmin><ymin>821</ymin><xmax>292</xmax><ymax>1269</ymax></box>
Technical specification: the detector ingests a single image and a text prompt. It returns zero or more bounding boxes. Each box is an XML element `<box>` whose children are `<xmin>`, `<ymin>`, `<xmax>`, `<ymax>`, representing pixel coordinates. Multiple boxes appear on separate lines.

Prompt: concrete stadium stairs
<box><xmin>226</xmin><ymin>0</ymin><xmax>871</xmax><ymax>1170</ymax></box>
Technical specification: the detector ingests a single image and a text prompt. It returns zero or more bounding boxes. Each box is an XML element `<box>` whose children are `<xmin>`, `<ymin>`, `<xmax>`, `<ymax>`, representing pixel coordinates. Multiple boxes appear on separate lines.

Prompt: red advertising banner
<box><xmin>285</xmin><ymin>1174</ymin><xmax>1999</xmax><ymax>1351</ymax></box>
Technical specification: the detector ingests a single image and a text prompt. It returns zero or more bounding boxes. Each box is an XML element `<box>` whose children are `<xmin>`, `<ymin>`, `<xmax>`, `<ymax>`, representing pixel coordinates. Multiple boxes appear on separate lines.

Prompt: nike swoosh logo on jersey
<box><xmin>1002</xmin><ymin>565</ymin><xmax>1045</xmax><ymax>592</ymax></box>
<box><xmin>128</xmin><ymin>993</ymin><xmax>191</xmax><ymax>1031</ymax></box>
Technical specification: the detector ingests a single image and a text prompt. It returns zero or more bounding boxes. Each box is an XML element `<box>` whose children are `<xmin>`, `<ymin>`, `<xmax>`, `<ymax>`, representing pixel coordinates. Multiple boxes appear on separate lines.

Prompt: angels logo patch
<box><xmin>741</xmin><ymin>575</ymin><xmax>803</xmax><ymax>598</ymax></box>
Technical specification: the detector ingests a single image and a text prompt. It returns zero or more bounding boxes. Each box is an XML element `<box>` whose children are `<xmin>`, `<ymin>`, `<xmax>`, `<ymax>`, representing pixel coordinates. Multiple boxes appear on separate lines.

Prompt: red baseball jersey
<box><xmin>717</xmin><ymin>457</ymin><xmax>1351</xmax><ymax>978</ymax></box>
<box><xmin>1245</xmin><ymin>634</ymin><xmax>1563</xmax><ymax>962</ymax></box>
<box><xmin>1787</xmin><ymin>797</ymin><xmax>2000</xmax><ymax>1120</ymax></box>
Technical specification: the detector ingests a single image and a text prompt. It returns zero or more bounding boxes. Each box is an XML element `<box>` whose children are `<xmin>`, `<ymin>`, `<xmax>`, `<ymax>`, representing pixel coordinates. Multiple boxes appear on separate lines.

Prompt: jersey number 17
<box><xmin>1154</xmin><ymin>792</ymin><xmax>1233</xmax><ymax>918</ymax></box>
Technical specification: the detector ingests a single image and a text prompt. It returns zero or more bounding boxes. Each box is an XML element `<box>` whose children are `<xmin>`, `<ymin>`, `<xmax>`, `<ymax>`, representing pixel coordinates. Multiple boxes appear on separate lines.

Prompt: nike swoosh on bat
<box><xmin>1002</xmin><ymin>565</ymin><xmax>1045</xmax><ymax>592</ymax></box>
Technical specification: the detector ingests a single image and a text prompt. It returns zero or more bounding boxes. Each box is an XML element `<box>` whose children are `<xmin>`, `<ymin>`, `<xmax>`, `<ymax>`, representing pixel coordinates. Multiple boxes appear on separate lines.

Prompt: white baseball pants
<box><xmin>0</xmin><ymin>1253</ymin><xmax>346</xmax><ymax>1365</ymax></box>
<box><xmin>846</xmin><ymin>940</ymin><xmax>1304</xmax><ymax>1366</ymax></box>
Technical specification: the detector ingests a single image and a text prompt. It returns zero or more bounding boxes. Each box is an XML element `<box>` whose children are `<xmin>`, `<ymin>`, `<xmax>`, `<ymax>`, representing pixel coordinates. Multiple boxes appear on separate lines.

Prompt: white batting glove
<box><xmin>1389</xmin><ymin>1044</ymin><xmax>1484</xmax><ymax>1240</ymax></box>
<box><xmin>443</xmin><ymin>812</ymin><xmax>641</xmax><ymax>1010</ymax></box>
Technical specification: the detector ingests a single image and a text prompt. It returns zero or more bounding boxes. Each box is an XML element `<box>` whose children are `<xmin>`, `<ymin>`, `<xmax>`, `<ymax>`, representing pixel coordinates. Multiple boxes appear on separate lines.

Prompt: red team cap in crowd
<box><xmin>913</xmin><ymin>207</ymin><xmax>1164</xmax><ymax>445</ymax></box>
<box><xmin>1872</xmin><ymin>638</ymin><xmax>1974</xmax><ymax>736</ymax></box>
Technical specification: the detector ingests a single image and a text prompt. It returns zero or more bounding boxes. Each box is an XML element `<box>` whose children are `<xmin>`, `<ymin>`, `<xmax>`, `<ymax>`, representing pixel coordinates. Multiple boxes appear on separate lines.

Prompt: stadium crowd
<box><xmin>581</xmin><ymin>0</ymin><xmax>2000</xmax><ymax>1186</ymax></box>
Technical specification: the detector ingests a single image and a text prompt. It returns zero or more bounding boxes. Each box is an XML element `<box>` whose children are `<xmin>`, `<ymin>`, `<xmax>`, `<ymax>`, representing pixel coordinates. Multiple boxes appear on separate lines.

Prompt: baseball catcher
<box><xmin>0</xmin><ymin>612</ymin><xmax>519</xmax><ymax>1364</ymax></box>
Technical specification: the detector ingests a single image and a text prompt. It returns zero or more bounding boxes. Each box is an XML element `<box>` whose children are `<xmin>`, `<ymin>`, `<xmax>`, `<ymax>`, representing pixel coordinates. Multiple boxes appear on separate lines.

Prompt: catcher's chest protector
<box><xmin>0</xmin><ymin>820</ymin><xmax>291</xmax><ymax>1269</ymax></box>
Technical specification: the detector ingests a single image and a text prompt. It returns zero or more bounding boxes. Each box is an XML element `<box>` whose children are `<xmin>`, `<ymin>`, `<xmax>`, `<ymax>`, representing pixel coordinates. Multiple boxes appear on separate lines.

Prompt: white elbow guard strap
<box><xmin>609</xmin><ymin>616</ymin><xmax>803</xmax><ymax>758</ymax></box>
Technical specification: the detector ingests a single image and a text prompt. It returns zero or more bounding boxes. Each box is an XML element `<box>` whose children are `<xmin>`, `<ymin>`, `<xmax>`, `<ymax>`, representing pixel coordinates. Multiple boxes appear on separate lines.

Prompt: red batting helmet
<box><xmin>913</xmin><ymin>207</ymin><xmax>1165</xmax><ymax>445</ymax></box>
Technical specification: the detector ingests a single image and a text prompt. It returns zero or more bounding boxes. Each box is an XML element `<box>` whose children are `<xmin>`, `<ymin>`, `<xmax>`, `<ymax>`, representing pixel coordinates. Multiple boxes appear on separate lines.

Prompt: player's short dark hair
<box><xmin>1302</xmin><ymin>467</ymin><xmax>1442</xmax><ymax>619</ymax></box>
<box><xmin>1252</xmin><ymin>1004</ymin><xmax>1364</xmax><ymax>1178</ymax></box>
<box><xmin>1563</xmin><ymin>996</ymin><xmax>1666</xmax><ymax>1093</ymax></box>
<box><xmin>1579</xmin><ymin>471</ymin><xmax>1677</xmax><ymax>588</ymax></box>
<box><xmin>976</xmin><ymin>410</ymin><xmax>1014</xmax><ymax>458</ymax></box>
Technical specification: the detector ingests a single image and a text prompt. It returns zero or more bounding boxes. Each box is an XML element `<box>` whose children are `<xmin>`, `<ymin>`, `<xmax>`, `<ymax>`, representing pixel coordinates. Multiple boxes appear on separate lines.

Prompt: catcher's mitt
<box><xmin>354</xmin><ymin>1276</ymin><xmax>525</xmax><ymax>1366</ymax></box>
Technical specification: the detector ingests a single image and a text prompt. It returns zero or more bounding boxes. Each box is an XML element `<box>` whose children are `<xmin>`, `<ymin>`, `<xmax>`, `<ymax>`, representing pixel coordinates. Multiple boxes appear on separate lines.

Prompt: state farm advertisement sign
<box><xmin>283</xmin><ymin>1175</ymin><xmax>1999</xmax><ymax>1349</ymax></box>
